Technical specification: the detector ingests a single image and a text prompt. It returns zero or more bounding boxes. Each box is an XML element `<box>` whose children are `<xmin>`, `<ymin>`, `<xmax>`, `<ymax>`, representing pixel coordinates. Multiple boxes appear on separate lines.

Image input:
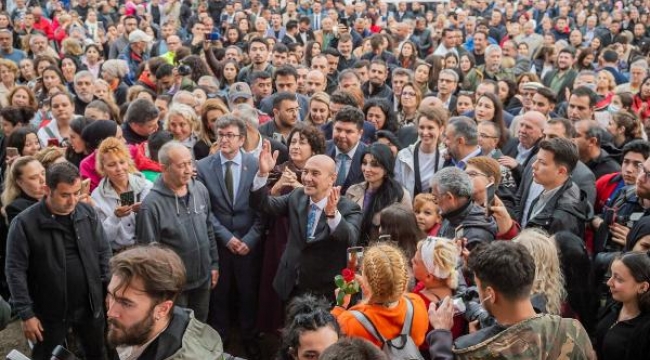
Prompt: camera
<box><xmin>602</xmin><ymin>206</ymin><xmax>644</xmax><ymax>228</ymax></box>
<box><xmin>177</xmin><ymin>65</ymin><xmax>192</xmax><ymax>76</ymax></box>
<box><xmin>456</xmin><ymin>287</ymin><xmax>496</xmax><ymax>329</ymax></box>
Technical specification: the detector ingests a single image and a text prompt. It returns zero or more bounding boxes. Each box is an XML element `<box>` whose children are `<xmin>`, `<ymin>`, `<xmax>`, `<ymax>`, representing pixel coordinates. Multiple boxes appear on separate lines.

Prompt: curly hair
<box><xmin>95</xmin><ymin>137</ymin><xmax>137</xmax><ymax>177</ymax></box>
<box><xmin>515</xmin><ymin>228</ymin><xmax>566</xmax><ymax>315</ymax></box>
<box><xmin>416</xmin><ymin>238</ymin><xmax>459</xmax><ymax>289</ymax></box>
<box><xmin>287</xmin><ymin>123</ymin><xmax>326</xmax><ymax>155</ymax></box>
<box><xmin>165</xmin><ymin>103</ymin><xmax>202</xmax><ymax>138</ymax></box>
<box><xmin>362</xmin><ymin>243</ymin><xmax>409</xmax><ymax>304</ymax></box>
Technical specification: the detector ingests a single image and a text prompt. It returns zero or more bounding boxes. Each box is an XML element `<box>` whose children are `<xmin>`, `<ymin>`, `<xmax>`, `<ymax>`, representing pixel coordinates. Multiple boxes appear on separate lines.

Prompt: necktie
<box><xmin>225</xmin><ymin>161</ymin><xmax>234</xmax><ymax>202</ymax></box>
<box><xmin>306</xmin><ymin>203</ymin><xmax>318</xmax><ymax>240</ymax></box>
<box><xmin>315</xmin><ymin>14</ymin><xmax>320</xmax><ymax>30</ymax></box>
<box><xmin>336</xmin><ymin>153</ymin><xmax>349</xmax><ymax>186</ymax></box>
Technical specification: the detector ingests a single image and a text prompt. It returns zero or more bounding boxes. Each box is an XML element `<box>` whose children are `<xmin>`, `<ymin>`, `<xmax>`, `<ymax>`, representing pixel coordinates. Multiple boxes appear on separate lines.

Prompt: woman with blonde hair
<box><xmin>332</xmin><ymin>243</ymin><xmax>429</xmax><ymax>348</ymax></box>
<box><xmin>411</xmin><ymin>237</ymin><xmax>466</xmax><ymax>338</ymax></box>
<box><xmin>91</xmin><ymin>137</ymin><xmax>152</xmax><ymax>252</ymax></box>
<box><xmin>596</xmin><ymin>69</ymin><xmax>616</xmax><ymax>108</ymax></box>
<box><xmin>304</xmin><ymin>92</ymin><xmax>331</xmax><ymax>127</ymax></box>
<box><xmin>1</xmin><ymin>156</ymin><xmax>45</xmax><ymax>224</ymax></box>
<box><xmin>93</xmin><ymin>78</ymin><xmax>115</xmax><ymax>103</ymax></box>
<box><xmin>0</xmin><ymin>59</ymin><xmax>18</xmax><ymax>107</ymax></box>
<box><xmin>165</xmin><ymin>103</ymin><xmax>201</xmax><ymax>155</ymax></box>
<box><xmin>514</xmin><ymin>228</ymin><xmax>566</xmax><ymax>315</ymax></box>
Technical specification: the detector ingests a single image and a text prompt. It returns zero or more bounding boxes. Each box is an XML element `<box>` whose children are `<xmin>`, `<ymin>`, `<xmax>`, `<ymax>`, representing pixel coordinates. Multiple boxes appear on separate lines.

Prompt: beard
<box><xmin>107</xmin><ymin>306</ymin><xmax>156</xmax><ymax>347</ymax></box>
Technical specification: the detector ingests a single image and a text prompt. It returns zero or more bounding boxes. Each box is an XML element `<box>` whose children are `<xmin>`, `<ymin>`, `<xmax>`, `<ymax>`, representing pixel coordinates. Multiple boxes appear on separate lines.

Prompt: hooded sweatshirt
<box><xmin>136</xmin><ymin>176</ymin><xmax>219</xmax><ymax>289</ymax></box>
<box><xmin>91</xmin><ymin>173</ymin><xmax>152</xmax><ymax>251</ymax></box>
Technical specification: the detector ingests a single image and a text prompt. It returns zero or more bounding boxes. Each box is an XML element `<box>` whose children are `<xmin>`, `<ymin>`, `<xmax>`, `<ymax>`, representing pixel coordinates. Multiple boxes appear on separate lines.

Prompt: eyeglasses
<box><xmin>283</xmin><ymin>107</ymin><xmax>301</xmax><ymax>114</ymax></box>
<box><xmin>522</xmin><ymin>91</ymin><xmax>536</xmax><ymax>98</ymax></box>
<box><xmin>401</xmin><ymin>91</ymin><xmax>417</xmax><ymax>98</ymax></box>
<box><xmin>479</xmin><ymin>133</ymin><xmax>499</xmax><ymax>139</ymax></box>
<box><xmin>638</xmin><ymin>163</ymin><xmax>650</xmax><ymax>182</ymax></box>
<box><xmin>217</xmin><ymin>133</ymin><xmax>242</xmax><ymax>140</ymax></box>
<box><xmin>458</xmin><ymin>90</ymin><xmax>474</xmax><ymax>97</ymax></box>
<box><xmin>466</xmin><ymin>170</ymin><xmax>488</xmax><ymax>178</ymax></box>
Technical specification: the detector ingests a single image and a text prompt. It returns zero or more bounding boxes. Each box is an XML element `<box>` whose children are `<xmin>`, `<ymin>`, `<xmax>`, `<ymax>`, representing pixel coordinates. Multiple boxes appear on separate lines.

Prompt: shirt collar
<box><xmin>220</xmin><ymin>150</ymin><xmax>242</xmax><ymax>166</ymax></box>
<box><xmin>335</xmin><ymin>141</ymin><xmax>360</xmax><ymax>160</ymax></box>
<box><xmin>310</xmin><ymin>196</ymin><xmax>328</xmax><ymax>210</ymax></box>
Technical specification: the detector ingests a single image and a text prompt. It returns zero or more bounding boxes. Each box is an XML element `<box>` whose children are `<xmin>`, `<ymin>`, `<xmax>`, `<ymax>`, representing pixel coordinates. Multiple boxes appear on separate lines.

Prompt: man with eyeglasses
<box><xmin>196</xmin><ymin>116</ymin><xmax>263</xmax><ymax>359</ymax></box>
<box><xmin>591</xmin><ymin>140</ymin><xmax>650</xmax><ymax>253</ymax></box>
<box><xmin>137</xmin><ymin>141</ymin><xmax>219</xmax><ymax>324</ymax></box>
<box><xmin>436</xmin><ymin>69</ymin><xmax>459</xmax><ymax>110</ymax></box>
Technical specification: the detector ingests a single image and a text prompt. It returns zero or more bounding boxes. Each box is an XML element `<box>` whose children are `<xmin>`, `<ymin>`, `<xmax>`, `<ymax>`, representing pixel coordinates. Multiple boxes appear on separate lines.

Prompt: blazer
<box><xmin>249</xmin><ymin>186</ymin><xmax>362</xmax><ymax>300</ymax></box>
<box><xmin>196</xmin><ymin>151</ymin><xmax>264</xmax><ymax>249</ymax></box>
<box><xmin>326</xmin><ymin>140</ymin><xmax>367</xmax><ymax>194</ymax></box>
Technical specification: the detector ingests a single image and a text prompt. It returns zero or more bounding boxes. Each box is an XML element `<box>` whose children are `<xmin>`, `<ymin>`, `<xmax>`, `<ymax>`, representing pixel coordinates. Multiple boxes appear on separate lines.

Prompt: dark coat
<box><xmin>525</xmin><ymin>179</ymin><xmax>592</xmax><ymax>239</ymax></box>
<box><xmin>326</xmin><ymin>140</ymin><xmax>366</xmax><ymax>195</ymax></box>
<box><xmin>5</xmin><ymin>200</ymin><xmax>111</xmax><ymax>321</ymax></box>
<box><xmin>586</xmin><ymin>149</ymin><xmax>621</xmax><ymax>179</ymax></box>
<box><xmin>438</xmin><ymin>201</ymin><xmax>498</xmax><ymax>250</ymax></box>
<box><xmin>249</xmin><ymin>186</ymin><xmax>362</xmax><ymax>300</ymax></box>
<box><xmin>542</xmin><ymin>69</ymin><xmax>577</xmax><ymax>103</ymax></box>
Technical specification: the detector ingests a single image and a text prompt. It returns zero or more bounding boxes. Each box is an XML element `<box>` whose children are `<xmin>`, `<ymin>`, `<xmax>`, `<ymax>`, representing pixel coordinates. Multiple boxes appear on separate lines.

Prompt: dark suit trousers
<box><xmin>32</xmin><ymin>314</ymin><xmax>105</xmax><ymax>360</ymax></box>
<box><xmin>208</xmin><ymin>245</ymin><xmax>260</xmax><ymax>341</ymax></box>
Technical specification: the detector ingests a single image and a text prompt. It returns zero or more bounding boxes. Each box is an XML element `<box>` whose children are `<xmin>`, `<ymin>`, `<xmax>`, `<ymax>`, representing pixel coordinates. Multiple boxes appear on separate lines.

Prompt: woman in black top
<box><xmin>595</xmin><ymin>252</ymin><xmax>650</xmax><ymax>360</ymax></box>
<box><xmin>1</xmin><ymin>156</ymin><xmax>45</xmax><ymax>224</ymax></box>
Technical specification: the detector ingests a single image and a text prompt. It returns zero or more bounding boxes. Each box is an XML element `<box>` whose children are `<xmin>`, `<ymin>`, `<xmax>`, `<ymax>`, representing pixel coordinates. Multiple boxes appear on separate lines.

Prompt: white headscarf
<box><xmin>420</xmin><ymin>236</ymin><xmax>451</xmax><ymax>279</ymax></box>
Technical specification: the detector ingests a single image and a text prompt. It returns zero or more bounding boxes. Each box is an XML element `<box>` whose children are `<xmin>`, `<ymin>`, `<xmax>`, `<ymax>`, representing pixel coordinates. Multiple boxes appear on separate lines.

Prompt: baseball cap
<box><xmin>228</xmin><ymin>82</ymin><xmax>252</xmax><ymax>102</ymax></box>
<box><xmin>129</xmin><ymin>29</ymin><xmax>152</xmax><ymax>43</ymax></box>
<box><xmin>522</xmin><ymin>82</ymin><xmax>545</xmax><ymax>91</ymax></box>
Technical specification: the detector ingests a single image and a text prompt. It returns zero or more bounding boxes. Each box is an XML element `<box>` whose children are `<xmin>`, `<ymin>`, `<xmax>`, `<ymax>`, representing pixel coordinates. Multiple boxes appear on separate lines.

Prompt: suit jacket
<box><xmin>296</xmin><ymin>29</ymin><xmax>316</xmax><ymax>46</ymax></box>
<box><xmin>196</xmin><ymin>151</ymin><xmax>264</xmax><ymax>249</ymax></box>
<box><xmin>249</xmin><ymin>186</ymin><xmax>362</xmax><ymax>300</ymax></box>
<box><xmin>326</xmin><ymin>140</ymin><xmax>366</xmax><ymax>194</ymax></box>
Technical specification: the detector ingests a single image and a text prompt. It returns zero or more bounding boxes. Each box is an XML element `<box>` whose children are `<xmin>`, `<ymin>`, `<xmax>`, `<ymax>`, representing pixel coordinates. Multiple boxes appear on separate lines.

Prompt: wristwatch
<box><xmin>326</xmin><ymin>210</ymin><xmax>338</xmax><ymax>219</ymax></box>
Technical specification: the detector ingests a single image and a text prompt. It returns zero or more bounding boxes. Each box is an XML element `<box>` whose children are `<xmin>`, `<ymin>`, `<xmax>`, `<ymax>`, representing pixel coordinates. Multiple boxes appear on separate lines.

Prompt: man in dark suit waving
<box><xmin>250</xmin><ymin>142</ymin><xmax>362</xmax><ymax>301</ymax></box>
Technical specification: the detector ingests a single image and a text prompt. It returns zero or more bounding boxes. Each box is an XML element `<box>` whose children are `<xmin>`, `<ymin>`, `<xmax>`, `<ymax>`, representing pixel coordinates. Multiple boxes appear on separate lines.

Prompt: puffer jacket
<box><xmin>438</xmin><ymin>201</ymin><xmax>498</xmax><ymax>250</ymax></box>
<box><xmin>91</xmin><ymin>173</ymin><xmax>153</xmax><ymax>251</ymax></box>
<box><xmin>136</xmin><ymin>177</ymin><xmax>219</xmax><ymax>289</ymax></box>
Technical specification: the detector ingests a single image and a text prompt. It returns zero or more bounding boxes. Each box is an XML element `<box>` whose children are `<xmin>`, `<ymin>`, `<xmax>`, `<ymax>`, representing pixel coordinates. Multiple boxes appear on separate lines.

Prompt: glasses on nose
<box><xmin>284</xmin><ymin>107</ymin><xmax>301</xmax><ymax>114</ymax></box>
<box><xmin>522</xmin><ymin>91</ymin><xmax>536</xmax><ymax>98</ymax></box>
<box><xmin>638</xmin><ymin>164</ymin><xmax>650</xmax><ymax>182</ymax></box>
<box><xmin>217</xmin><ymin>133</ymin><xmax>241</xmax><ymax>140</ymax></box>
<box><xmin>402</xmin><ymin>92</ymin><xmax>417</xmax><ymax>98</ymax></box>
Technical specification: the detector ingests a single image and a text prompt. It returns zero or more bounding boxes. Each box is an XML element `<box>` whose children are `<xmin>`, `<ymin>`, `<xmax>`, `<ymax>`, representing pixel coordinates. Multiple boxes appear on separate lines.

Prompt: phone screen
<box><xmin>347</xmin><ymin>247</ymin><xmax>364</xmax><ymax>275</ymax></box>
<box><xmin>47</xmin><ymin>138</ymin><xmax>60</xmax><ymax>147</ymax></box>
<box><xmin>6</xmin><ymin>147</ymin><xmax>19</xmax><ymax>158</ymax></box>
<box><xmin>485</xmin><ymin>182</ymin><xmax>495</xmax><ymax>217</ymax></box>
<box><xmin>119</xmin><ymin>190</ymin><xmax>135</xmax><ymax>206</ymax></box>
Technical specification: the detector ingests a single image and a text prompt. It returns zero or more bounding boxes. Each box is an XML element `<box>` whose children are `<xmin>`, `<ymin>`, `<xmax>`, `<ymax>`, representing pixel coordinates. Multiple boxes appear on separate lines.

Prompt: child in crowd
<box><xmin>413</xmin><ymin>193</ymin><xmax>442</xmax><ymax>236</ymax></box>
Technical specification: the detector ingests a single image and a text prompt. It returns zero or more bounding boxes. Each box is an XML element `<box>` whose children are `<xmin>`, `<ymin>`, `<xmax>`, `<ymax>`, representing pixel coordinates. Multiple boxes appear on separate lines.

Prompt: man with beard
<box><xmin>428</xmin><ymin>241</ymin><xmax>594</xmax><ymax>358</ymax></box>
<box><xmin>361</xmin><ymin>59</ymin><xmax>393</xmax><ymax>104</ymax></box>
<box><xmin>573</xmin><ymin>120</ymin><xmax>621</xmax><ymax>178</ymax></box>
<box><xmin>106</xmin><ymin>246</ymin><xmax>225</xmax><ymax>359</ymax></box>
<box><xmin>326</xmin><ymin>106</ymin><xmax>367</xmax><ymax>194</ymax></box>
<box><xmin>542</xmin><ymin>48</ymin><xmax>578</xmax><ymax>103</ymax></box>
<box><xmin>259</xmin><ymin>92</ymin><xmax>300</xmax><ymax>145</ymax></box>
<box><xmin>136</xmin><ymin>142</ymin><xmax>219</xmax><ymax>323</ymax></box>
<box><xmin>305</xmin><ymin>69</ymin><xmax>327</xmax><ymax>96</ymax></box>
<box><xmin>73</xmin><ymin>71</ymin><xmax>96</xmax><ymax>115</ymax></box>
<box><xmin>464</xmin><ymin>45</ymin><xmax>514</xmax><ymax>92</ymax></box>
<box><xmin>6</xmin><ymin>162</ymin><xmax>111</xmax><ymax>360</ymax></box>
<box><xmin>237</xmin><ymin>37</ymin><xmax>274</xmax><ymax>82</ymax></box>
<box><xmin>442</xmin><ymin>116</ymin><xmax>482</xmax><ymax>169</ymax></box>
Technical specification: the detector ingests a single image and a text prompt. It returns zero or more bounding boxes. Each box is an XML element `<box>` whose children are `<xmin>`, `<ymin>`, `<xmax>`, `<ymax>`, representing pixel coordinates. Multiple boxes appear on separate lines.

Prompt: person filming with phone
<box><xmin>430</xmin><ymin>167</ymin><xmax>497</xmax><ymax>250</ymax></box>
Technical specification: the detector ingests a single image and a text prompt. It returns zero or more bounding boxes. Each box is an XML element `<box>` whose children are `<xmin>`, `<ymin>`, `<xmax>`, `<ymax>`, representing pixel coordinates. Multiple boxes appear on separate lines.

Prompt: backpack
<box><xmin>350</xmin><ymin>297</ymin><xmax>425</xmax><ymax>360</ymax></box>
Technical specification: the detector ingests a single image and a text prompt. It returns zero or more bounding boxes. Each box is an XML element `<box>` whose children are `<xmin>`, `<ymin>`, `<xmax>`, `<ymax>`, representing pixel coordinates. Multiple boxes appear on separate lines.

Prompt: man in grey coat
<box><xmin>136</xmin><ymin>141</ymin><xmax>219</xmax><ymax>323</ymax></box>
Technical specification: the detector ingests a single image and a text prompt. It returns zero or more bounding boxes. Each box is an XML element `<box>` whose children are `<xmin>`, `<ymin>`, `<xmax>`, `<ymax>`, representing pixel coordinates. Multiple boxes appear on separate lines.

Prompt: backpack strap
<box><xmin>400</xmin><ymin>297</ymin><xmax>415</xmax><ymax>336</ymax></box>
<box><xmin>350</xmin><ymin>310</ymin><xmax>387</xmax><ymax>344</ymax></box>
<box><xmin>43</xmin><ymin>125</ymin><xmax>56</xmax><ymax>140</ymax></box>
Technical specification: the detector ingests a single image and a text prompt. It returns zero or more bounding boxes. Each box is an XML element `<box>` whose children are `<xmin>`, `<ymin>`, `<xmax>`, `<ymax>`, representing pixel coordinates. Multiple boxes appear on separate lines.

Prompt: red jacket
<box><xmin>595</xmin><ymin>172</ymin><xmax>622</xmax><ymax>214</ymax></box>
<box><xmin>32</xmin><ymin>17</ymin><xmax>54</xmax><ymax>40</ymax></box>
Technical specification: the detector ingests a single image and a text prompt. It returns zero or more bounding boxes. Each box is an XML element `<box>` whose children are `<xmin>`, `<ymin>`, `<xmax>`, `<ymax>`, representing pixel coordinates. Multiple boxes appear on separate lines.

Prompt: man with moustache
<box><xmin>106</xmin><ymin>246</ymin><xmax>225</xmax><ymax>359</ymax></box>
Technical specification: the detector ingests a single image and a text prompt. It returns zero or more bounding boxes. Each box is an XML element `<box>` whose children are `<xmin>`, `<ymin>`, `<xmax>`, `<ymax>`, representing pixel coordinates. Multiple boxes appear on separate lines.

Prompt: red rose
<box><xmin>342</xmin><ymin>268</ymin><xmax>355</xmax><ymax>282</ymax></box>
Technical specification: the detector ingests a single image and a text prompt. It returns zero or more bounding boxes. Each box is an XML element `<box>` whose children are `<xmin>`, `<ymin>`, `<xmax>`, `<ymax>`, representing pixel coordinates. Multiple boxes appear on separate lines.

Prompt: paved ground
<box><xmin>0</xmin><ymin>320</ymin><xmax>30</xmax><ymax>358</ymax></box>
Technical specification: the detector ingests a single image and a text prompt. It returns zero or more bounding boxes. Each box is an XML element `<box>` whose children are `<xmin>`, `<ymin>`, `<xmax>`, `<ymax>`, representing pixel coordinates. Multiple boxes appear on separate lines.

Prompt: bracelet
<box><xmin>325</xmin><ymin>211</ymin><xmax>337</xmax><ymax>218</ymax></box>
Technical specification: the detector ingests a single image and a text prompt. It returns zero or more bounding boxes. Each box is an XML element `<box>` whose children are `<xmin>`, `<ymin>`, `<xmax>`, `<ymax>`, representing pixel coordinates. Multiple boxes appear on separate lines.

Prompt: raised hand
<box><xmin>259</xmin><ymin>139</ymin><xmax>279</xmax><ymax>176</ymax></box>
<box><xmin>324</xmin><ymin>186</ymin><xmax>341</xmax><ymax>216</ymax></box>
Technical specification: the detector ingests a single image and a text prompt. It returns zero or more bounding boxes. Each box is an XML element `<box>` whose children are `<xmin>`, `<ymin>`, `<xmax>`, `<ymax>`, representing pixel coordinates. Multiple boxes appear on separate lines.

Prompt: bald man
<box><xmin>250</xmin><ymin>142</ymin><xmax>362</xmax><ymax>301</ymax></box>
<box><xmin>305</xmin><ymin>69</ymin><xmax>327</xmax><ymax>96</ymax></box>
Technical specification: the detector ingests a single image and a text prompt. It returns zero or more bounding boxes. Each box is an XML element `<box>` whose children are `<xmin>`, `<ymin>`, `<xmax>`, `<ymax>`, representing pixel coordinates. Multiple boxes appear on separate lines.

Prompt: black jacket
<box><xmin>5</xmin><ymin>200</ymin><xmax>111</xmax><ymax>321</ymax></box>
<box><xmin>586</xmin><ymin>149</ymin><xmax>621</xmax><ymax>179</ymax></box>
<box><xmin>4</xmin><ymin>192</ymin><xmax>38</xmax><ymax>225</ymax></box>
<box><xmin>438</xmin><ymin>201</ymin><xmax>497</xmax><ymax>250</ymax></box>
<box><xmin>526</xmin><ymin>179</ymin><xmax>592</xmax><ymax>239</ymax></box>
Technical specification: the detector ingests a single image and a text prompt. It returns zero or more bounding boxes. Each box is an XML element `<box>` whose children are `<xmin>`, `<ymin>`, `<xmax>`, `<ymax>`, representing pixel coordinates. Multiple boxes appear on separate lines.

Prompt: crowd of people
<box><xmin>1</xmin><ymin>0</ymin><xmax>650</xmax><ymax>358</ymax></box>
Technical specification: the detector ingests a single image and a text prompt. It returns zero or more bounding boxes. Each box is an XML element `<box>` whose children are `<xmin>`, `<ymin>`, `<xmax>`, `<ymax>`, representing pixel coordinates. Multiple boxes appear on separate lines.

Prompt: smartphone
<box><xmin>47</xmin><ymin>138</ymin><xmax>60</xmax><ymax>147</ymax></box>
<box><xmin>119</xmin><ymin>190</ymin><xmax>135</xmax><ymax>206</ymax></box>
<box><xmin>80</xmin><ymin>178</ymin><xmax>91</xmax><ymax>196</ymax></box>
<box><xmin>6</xmin><ymin>147</ymin><xmax>19</xmax><ymax>158</ymax></box>
<box><xmin>208</xmin><ymin>32</ymin><xmax>220</xmax><ymax>41</ymax></box>
<box><xmin>485</xmin><ymin>182</ymin><xmax>496</xmax><ymax>217</ymax></box>
<box><xmin>347</xmin><ymin>246</ymin><xmax>364</xmax><ymax>275</ymax></box>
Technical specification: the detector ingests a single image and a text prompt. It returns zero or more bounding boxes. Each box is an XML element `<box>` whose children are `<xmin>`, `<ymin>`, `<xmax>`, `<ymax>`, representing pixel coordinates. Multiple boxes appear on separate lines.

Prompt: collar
<box><xmin>455</xmin><ymin>146</ymin><xmax>482</xmax><ymax>168</ymax></box>
<box><xmin>220</xmin><ymin>150</ymin><xmax>242</xmax><ymax>166</ymax></box>
<box><xmin>310</xmin><ymin>196</ymin><xmax>328</xmax><ymax>210</ymax></box>
<box><xmin>335</xmin><ymin>141</ymin><xmax>360</xmax><ymax>160</ymax></box>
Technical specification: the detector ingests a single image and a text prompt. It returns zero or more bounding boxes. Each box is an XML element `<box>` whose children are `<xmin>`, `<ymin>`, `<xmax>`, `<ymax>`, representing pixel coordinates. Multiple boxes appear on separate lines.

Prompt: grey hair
<box><xmin>631</xmin><ymin>60</ymin><xmax>649</xmax><ymax>71</ymax></box>
<box><xmin>431</xmin><ymin>167</ymin><xmax>473</xmax><ymax>198</ymax></box>
<box><xmin>485</xmin><ymin>44</ymin><xmax>502</xmax><ymax>57</ymax></box>
<box><xmin>28</xmin><ymin>34</ymin><xmax>47</xmax><ymax>46</ymax></box>
<box><xmin>439</xmin><ymin>69</ymin><xmax>459</xmax><ymax>82</ymax></box>
<box><xmin>232</xmin><ymin>103</ymin><xmax>259</xmax><ymax>128</ymax></box>
<box><xmin>448</xmin><ymin>116</ymin><xmax>478</xmax><ymax>146</ymax></box>
<box><xmin>172</xmin><ymin>90</ymin><xmax>195</xmax><ymax>105</ymax></box>
<box><xmin>74</xmin><ymin>70</ymin><xmax>94</xmax><ymax>84</ymax></box>
<box><xmin>101</xmin><ymin>59</ymin><xmax>130</xmax><ymax>79</ymax></box>
<box><xmin>225</xmin><ymin>45</ymin><xmax>243</xmax><ymax>55</ymax></box>
<box><xmin>158</xmin><ymin>141</ymin><xmax>188</xmax><ymax>167</ymax></box>
<box><xmin>578</xmin><ymin>70</ymin><xmax>598</xmax><ymax>79</ymax></box>
<box><xmin>198</xmin><ymin>75</ymin><xmax>219</xmax><ymax>88</ymax></box>
<box><xmin>165</xmin><ymin>103</ymin><xmax>201</xmax><ymax>134</ymax></box>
